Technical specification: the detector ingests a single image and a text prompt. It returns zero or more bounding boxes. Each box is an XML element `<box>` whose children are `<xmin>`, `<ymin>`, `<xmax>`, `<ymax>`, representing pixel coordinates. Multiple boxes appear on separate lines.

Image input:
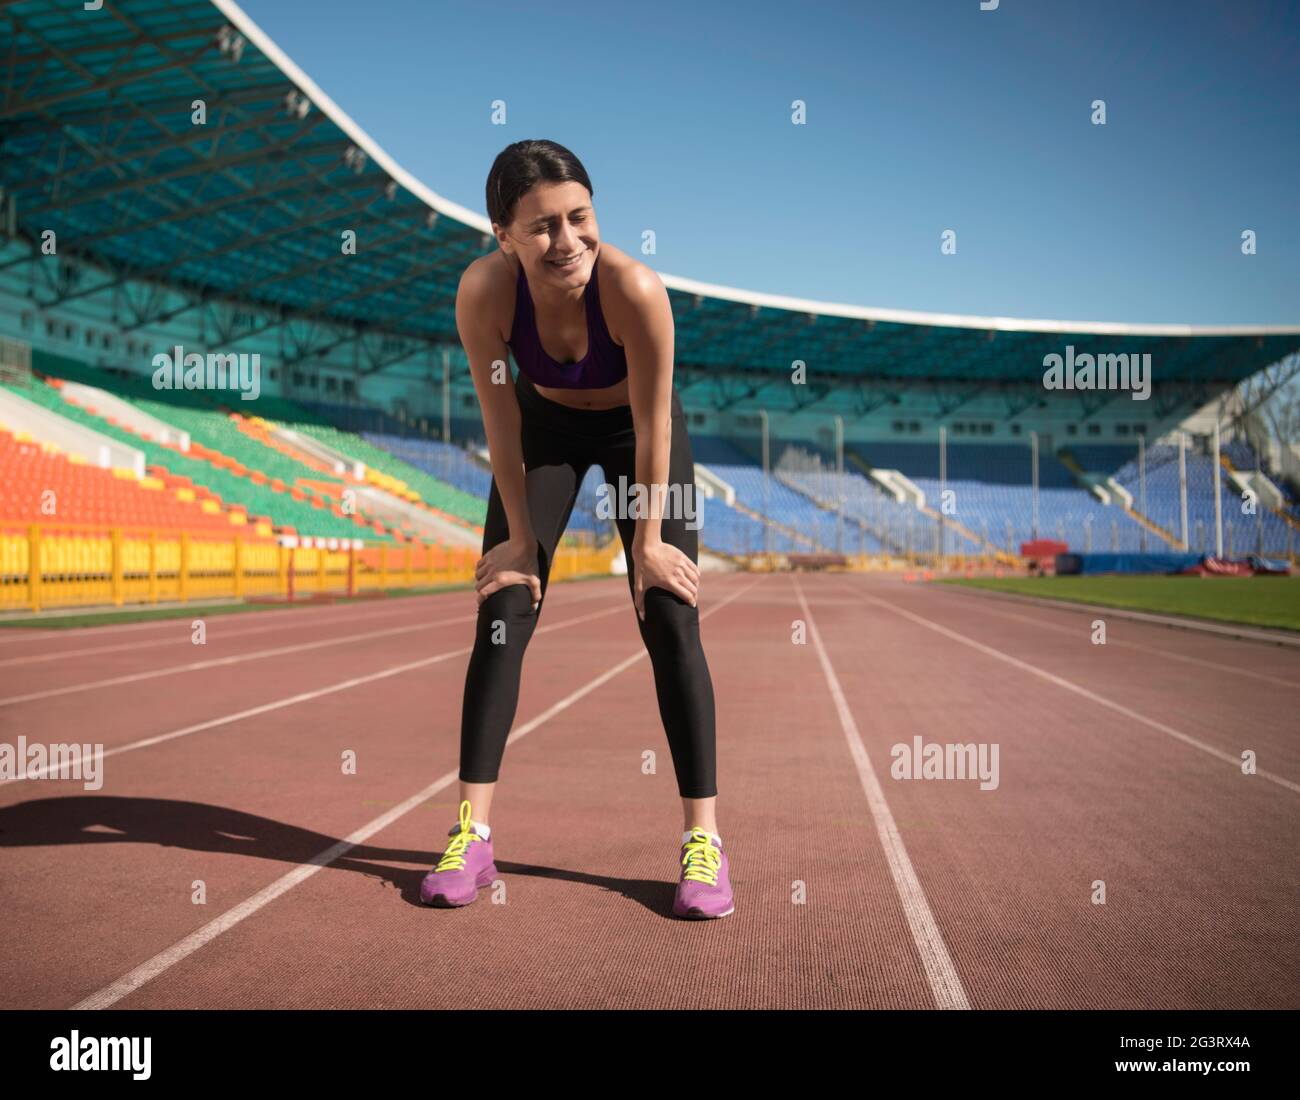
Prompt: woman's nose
<box><xmin>554</xmin><ymin>224</ymin><xmax>582</xmax><ymax>252</ymax></box>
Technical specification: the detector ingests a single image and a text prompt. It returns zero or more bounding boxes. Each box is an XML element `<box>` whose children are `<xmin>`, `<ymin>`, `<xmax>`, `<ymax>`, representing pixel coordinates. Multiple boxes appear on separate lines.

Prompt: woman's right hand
<box><xmin>475</xmin><ymin>535</ymin><xmax>543</xmax><ymax>611</ymax></box>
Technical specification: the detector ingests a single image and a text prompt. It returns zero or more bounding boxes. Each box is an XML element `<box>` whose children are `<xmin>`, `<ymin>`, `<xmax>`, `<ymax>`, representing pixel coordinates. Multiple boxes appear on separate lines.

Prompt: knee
<box><xmin>475</xmin><ymin>584</ymin><xmax>539</xmax><ymax>646</ymax></box>
<box><xmin>639</xmin><ymin>586</ymin><xmax>701</xmax><ymax>655</ymax></box>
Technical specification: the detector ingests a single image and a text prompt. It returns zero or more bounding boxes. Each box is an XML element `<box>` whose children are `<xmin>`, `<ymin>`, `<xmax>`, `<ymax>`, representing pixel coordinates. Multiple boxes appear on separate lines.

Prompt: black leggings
<box><xmin>458</xmin><ymin>370</ymin><xmax>718</xmax><ymax>798</ymax></box>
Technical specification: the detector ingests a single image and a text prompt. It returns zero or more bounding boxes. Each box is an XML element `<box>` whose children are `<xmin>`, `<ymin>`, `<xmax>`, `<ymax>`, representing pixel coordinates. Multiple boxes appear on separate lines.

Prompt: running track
<box><xmin>0</xmin><ymin>574</ymin><xmax>1295</xmax><ymax>1009</ymax></box>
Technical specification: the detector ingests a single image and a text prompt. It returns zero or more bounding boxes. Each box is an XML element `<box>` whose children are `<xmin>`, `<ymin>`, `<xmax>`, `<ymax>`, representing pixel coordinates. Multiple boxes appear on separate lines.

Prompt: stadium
<box><xmin>0</xmin><ymin>0</ymin><xmax>1296</xmax><ymax>1049</ymax></box>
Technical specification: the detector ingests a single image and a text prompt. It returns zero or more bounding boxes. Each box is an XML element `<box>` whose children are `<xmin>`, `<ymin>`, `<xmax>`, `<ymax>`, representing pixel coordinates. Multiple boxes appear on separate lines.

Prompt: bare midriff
<box><xmin>533</xmin><ymin>377</ymin><xmax>631</xmax><ymax>410</ymax></box>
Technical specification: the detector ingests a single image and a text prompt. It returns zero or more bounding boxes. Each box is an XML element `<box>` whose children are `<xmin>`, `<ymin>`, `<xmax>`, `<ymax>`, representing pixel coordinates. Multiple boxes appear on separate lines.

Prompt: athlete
<box><xmin>418</xmin><ymin>140</ymin><xmax>732</xmax><ymax>919</ymax></box>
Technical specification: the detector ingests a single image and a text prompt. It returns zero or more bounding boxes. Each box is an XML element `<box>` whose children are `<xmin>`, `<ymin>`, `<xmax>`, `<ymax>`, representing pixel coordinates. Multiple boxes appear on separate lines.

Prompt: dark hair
<box><xmin>485</xmin><ymin>140</ymin><xmax>594</xmax><ymax>229</ymax></box>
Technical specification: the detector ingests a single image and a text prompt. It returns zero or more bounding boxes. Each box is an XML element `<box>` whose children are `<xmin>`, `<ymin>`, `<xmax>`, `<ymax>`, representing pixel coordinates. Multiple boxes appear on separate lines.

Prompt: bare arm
<box><xmin>620</xmin><ymin>265</ymin><xmax>676</xmax><ymax>546</ymax></box>
<box><xmin>455</xmin><ymin>261</ymin><xmax>535</xmax><ymax>547</ymax></box>
<box><xmin>618</xmin><ymin>263</ymin><xmax>700</xmax><ymax>615</ymax></box>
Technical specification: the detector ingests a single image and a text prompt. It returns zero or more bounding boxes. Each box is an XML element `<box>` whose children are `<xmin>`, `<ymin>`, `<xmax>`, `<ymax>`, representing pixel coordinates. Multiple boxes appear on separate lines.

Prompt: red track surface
<box><xmin>0</xmin><ymin>574</ymin><xmax>1295</xmax><ymax>1009</ymax></box>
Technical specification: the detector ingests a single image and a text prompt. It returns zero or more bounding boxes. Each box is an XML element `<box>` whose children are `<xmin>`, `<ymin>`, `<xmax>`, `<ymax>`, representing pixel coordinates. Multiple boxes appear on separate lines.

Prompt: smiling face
<box><xmin>495</xmin><ymin>179</ymin><xmax>599</xmax><ymax>290</ymax></box>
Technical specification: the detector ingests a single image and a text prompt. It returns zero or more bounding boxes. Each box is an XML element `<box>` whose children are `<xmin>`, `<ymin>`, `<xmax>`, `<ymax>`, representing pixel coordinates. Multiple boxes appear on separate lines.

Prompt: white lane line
<box><xmin>932</xmin><ymin>589</ymin><xmax>1300</xmax><ymax>690</ymax></box>
<box><xmin>0</xmin><ymin>598</ymin><xmax>630</xmax><ymax>785</ymax></box>
<box><xmin>792</xmin><ymin>575</ymin><xmax>971</xmax><ymax>1011</ymax></box>
<box><xmin>0</xmin><ymin>589</ymin><xmax>452</xmax><ymax>645</ymax></box>
<box><xmin>0</xmin><ymin>578</ymin><xmax>624</xmax><ymax>647</ymax></box>
<box><xmin>933</xmin><ymin>584</ymin><xmax>1300</xmax><ymax>648</ymax></box>
<box><xmin>0</xmin><ymin>583</ymin><xmax>618</xmax><ymax>668</ymax></box>
<box><xmin>0</xmin><ymin>619</ymin><xmax>471</xmax><ymax>706</ymax></box>
<box><xmin>841</xmin><ymin>582</ymin><xmax>1300</xmax><ymax>796</ymax></box>
<box><xmin>0</xmin><ymin>604</ymin><xmax>446</xmax><ymax>668</ymax></box>
<box><xmin>70</xmin><ymin>577</ymin><xmax>759</xmax><ymax>1009</ymax></box>
<box><xmin>0</xmin><ymin>605</ymin><xmax>236</xmax><ymax>640</ymax></box>
<box><xmin>0</xmin><ymin>578</ymin><xmax>620</xmax><ymax>651</ymax></box>
<box><xmin>0</xmin><ymin>577</ymin><xmax>637</xmax><ymax>706</ymax></box>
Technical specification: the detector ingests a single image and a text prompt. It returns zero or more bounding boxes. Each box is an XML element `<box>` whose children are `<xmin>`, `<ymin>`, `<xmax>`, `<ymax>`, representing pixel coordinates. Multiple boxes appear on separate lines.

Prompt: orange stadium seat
<box><xmin>0</xmin><ymin>429</ymin><xmax>242</xmax><ymax>533</ymax></box>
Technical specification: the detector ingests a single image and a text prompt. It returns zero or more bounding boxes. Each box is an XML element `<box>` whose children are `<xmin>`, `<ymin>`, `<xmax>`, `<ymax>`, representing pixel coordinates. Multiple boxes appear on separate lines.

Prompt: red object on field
<box><xmin>1020</xmin><ymin>539</ymin><xmax>1068</xmax><ymax>559</ymax></box>
<box><xmin>1020</xmin><ymin>539</ymin><xmax>1068</xmax><ymax>575</ymax></box>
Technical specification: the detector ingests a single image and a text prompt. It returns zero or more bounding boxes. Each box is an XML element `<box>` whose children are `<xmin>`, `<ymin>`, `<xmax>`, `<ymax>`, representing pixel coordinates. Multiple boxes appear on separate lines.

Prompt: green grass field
<box><xmin>942</xmin><ymin>575</ymin><xmax>1300</xmax><ymax>632</ymax></box>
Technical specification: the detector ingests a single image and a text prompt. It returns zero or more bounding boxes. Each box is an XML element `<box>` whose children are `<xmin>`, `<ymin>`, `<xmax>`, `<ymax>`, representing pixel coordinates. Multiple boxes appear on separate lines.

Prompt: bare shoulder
<box><xmin>457</xmin><ymin>251</ymin><xmax>515</xmax><ymax>341</ymax></box>
<box><xmin>596</xmin><ymin>244</ymin><xmax>670</xmax><ymax>340</ymax></box>
<box><xmin>598</xmin><ymin>242</ymin><xmax>665</xmax><ymax>301</ymax></box>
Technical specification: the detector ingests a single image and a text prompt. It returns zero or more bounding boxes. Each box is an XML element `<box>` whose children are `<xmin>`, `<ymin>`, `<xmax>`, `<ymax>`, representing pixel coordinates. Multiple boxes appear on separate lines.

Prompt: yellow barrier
<box><xmin>0</xmin><ymin>524</ymin><xmax>618</xmax><ymax>612</ymax></box>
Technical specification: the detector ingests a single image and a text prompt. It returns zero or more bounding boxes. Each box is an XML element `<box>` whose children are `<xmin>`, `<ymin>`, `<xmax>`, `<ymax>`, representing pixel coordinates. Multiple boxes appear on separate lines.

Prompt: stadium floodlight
<box><xmin>344</xmin><ymin>145</ymin><xmax>368</xmax><ymax>174</ymax></box>
<box><xmin>216</xmin><ymin>25</ymin><xmax>246</xmax><ymax>63</ymax></box>
<box><xmin>384</xmin><ymin>180</ymin><xmax>398</xmax><ymax>201</ymax></box>
<box><xmin>283</xmin><ymin>89</ymin><xmax>311</xmax><ymax>119</ymax></box>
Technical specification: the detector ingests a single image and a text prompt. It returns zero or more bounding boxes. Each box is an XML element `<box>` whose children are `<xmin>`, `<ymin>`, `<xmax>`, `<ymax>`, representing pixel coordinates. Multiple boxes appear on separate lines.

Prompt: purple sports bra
<box><xmin>506</xmin><ymin>252</ymin><xmax>629</xmax><ymax>389</ymax></box>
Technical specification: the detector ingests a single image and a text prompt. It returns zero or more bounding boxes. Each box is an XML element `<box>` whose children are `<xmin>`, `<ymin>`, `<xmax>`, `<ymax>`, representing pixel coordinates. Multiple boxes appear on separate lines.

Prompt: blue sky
<box><xmin>238</xmin><ymin>0</ymin><xmax>1299</xmax><ymax>325</ymax></box>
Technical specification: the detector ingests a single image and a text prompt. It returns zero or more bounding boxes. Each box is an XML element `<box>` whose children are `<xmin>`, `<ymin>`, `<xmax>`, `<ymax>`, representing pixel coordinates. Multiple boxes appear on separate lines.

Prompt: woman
<box><xmin>419</xmin><ymin>140</ymin><xmax>732</xmax><ymax>919</ymax></box>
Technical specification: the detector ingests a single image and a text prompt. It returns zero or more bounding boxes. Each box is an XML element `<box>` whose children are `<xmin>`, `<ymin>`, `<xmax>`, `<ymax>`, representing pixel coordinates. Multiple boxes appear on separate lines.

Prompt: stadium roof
<box><xmin>2</xmin><ymin>0</ymin><xmax>1298</xmax><ymax>408</ymax></box>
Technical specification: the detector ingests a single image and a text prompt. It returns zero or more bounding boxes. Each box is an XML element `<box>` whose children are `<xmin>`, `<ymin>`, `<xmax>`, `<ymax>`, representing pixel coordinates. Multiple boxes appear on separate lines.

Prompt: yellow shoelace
<box><xmin>435</xmin><ymin>799</ymin><xmax>483</xmax><ymax>872</ymax></box>
<box><xmin>681</xmin><ymin>827</ymin><xmax>721</xmax><ymax>886</ymax></box>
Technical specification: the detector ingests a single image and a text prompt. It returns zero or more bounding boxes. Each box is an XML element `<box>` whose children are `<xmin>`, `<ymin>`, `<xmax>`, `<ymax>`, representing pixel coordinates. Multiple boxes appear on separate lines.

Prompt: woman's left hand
<box><xmin>632</xmin><ymin>538</ymin><xmax>699</xmax><ymax>621</ymax></box>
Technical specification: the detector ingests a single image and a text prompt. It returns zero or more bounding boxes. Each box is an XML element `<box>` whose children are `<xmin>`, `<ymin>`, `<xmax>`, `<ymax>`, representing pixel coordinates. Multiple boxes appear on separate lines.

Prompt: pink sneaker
<box><xmin>672</xmin><ymin>827</ymin><xmax>735</xmax><ymax>919</ymax></box>
<box><xmin>420</xmin><ymin>800</ymin><xmax>497</xmax><ymax>907</ymax></box>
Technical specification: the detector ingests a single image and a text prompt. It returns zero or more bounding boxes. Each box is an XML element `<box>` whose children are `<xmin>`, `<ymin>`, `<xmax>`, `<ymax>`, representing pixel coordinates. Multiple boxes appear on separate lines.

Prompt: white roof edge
<box><xmin>652</xmin><ymin>272</ymin><xmax>1300</xmax><ymax>337</ymax></box>
<box><xmin>213</xmin><ymin>0</ymin><xmax>492</xmax><ymax>235</ymax></box>
<box><xmin>213</xmin><ymin>0</ymin><xmax>1300</xmax><ymax>342</ymax></box>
